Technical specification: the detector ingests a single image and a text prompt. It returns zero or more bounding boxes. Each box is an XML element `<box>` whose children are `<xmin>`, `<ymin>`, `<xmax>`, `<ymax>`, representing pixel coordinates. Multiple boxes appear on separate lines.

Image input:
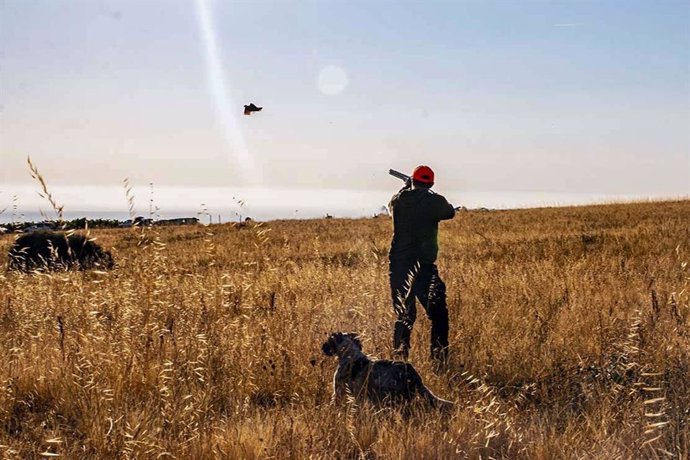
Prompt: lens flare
<box><xmin>195</xmin><ymin>0</ymin><xmax>262</xmax><ymax>184</ymax></box>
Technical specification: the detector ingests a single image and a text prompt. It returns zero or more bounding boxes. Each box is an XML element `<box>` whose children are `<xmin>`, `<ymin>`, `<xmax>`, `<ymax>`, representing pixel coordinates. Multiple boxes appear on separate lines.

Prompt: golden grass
<box><xmin>0</xmin><ymin>200</ymin><xmax>688</xmax><ymax>458</ymax></box>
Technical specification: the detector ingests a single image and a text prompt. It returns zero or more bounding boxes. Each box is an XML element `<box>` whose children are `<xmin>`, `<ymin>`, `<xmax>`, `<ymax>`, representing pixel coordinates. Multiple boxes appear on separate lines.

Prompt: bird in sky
<box><xmin>243</xmin><ymin>103</ymin><xmax>263</xmax><ymax>116</ymax></box>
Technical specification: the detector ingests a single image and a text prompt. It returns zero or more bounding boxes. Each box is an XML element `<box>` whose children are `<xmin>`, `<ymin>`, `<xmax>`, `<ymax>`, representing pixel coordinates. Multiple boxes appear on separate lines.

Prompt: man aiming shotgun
<box><xmin>388</xmin><ymin>166</ymin><xmax>456</xmax><ymax>365</ymax></box>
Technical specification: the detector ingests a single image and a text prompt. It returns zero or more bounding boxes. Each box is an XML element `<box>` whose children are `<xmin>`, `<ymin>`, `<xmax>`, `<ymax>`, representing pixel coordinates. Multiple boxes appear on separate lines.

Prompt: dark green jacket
<box><xmin>389</xmin><ymin>187</ymin><xmax>455</xmax><ymax>264</ymax></box>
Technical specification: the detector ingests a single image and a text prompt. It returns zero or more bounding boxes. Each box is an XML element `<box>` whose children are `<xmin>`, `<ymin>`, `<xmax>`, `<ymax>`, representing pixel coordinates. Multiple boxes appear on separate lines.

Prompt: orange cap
<box><xmin>412</xmin><ymin>165</ymin><xmax>434</xmax><ymax>185</ymax></box>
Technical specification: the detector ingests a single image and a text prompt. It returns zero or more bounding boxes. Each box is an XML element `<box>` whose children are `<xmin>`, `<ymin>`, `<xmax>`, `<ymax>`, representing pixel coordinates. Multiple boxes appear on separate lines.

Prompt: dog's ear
<box><xmin>346</xmin><ymin>333</ymin><xmax>362</xmax><ymax>350</ymax></box>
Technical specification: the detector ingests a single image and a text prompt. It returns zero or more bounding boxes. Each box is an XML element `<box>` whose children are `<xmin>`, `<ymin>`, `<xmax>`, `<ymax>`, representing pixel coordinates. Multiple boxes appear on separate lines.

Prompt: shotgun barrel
<box><xmin>388</xmin><ymin>169</ymin><xmax>411</xmax><ymax>182</ymax></box>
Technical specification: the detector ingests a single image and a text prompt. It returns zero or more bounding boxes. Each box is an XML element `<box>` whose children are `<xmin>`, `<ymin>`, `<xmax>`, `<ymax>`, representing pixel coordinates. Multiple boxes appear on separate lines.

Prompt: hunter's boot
<box><xmin>393</xmin><ymin>320</ymin><xmax>411</xmax><ymax>361</ymax></box>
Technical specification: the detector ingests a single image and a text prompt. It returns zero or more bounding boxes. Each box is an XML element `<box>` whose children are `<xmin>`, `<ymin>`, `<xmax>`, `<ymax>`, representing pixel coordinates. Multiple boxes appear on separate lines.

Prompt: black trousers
<box><xmin>389</xmin><ymin>260</ymin><xmax>449</xmax><ymax>361</ymax></box>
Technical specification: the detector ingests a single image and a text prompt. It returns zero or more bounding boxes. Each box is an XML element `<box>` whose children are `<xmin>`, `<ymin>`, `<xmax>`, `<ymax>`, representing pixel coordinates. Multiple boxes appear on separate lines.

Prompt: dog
<box><xmin>8</xmin><ymin>231</ymin><xmax>114</xmax><ymax>272</ymax></box>
<box><xmin>321</xmin><ymin>332</ymin><xmax>453</xmax><ymax>412</ymax></box>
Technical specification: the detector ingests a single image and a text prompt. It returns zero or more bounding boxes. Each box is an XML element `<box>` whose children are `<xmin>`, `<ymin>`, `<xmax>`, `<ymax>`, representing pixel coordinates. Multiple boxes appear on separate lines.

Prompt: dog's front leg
<box><xmin>332</xmin><ymin>385</ymin><xmax>347</xmax><ymax>405</ymax></box>
<box><xmin>331</xmin><ymin>369</ymin><xmax>348</xmax><ymax>405</ymax></box>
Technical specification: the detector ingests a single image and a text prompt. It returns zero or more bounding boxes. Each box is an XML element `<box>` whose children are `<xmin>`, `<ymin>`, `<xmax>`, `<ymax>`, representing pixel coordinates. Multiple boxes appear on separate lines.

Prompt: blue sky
<box><xmin>1</xmin><ymin>0</ymin><xmax>688</xmax><ymax>195</ymax></box>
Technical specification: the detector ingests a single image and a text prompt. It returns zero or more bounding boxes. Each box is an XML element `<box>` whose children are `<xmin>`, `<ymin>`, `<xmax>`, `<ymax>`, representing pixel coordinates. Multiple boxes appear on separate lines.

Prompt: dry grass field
<box><xmin>0</xmin><ymin>200</ymin><xmax>688</xmax><ymax>459</ymax></box>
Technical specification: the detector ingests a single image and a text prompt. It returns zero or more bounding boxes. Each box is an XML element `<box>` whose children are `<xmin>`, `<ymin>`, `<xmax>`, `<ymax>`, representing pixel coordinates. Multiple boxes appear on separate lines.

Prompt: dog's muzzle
<box><xmin>322</xmin><ymin>339</ymin><xmax>336</xmax><ymax>356</ymax></box>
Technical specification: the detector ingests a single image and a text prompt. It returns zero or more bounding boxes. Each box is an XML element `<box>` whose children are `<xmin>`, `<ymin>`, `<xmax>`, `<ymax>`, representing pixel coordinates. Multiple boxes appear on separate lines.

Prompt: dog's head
<box><xmin>322</xmin><ymin>332</ymin><xmax>363</xmax><ymax>357</ymax></box>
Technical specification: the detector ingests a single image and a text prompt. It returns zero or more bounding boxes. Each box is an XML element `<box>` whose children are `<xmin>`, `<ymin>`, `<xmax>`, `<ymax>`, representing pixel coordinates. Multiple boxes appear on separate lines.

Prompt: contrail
<box><xmin>195</xmin><ymin>0</ymin><xmax>262</xmax><ymax>184</ymax></box>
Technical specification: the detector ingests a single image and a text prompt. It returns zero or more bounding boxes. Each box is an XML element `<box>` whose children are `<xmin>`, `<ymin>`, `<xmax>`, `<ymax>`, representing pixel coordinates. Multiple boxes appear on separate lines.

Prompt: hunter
<box><xmin>389</xmin><ymin>165</ymin><xmax>455</xmax><ymax>364</ymax></box>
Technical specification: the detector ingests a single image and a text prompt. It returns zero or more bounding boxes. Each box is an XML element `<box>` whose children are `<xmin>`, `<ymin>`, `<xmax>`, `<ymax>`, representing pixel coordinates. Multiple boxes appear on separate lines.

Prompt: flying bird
<box><xmin>243</xmin><ymin>103</ymin><xmax>263</xmax><ymax>116</ymax></box>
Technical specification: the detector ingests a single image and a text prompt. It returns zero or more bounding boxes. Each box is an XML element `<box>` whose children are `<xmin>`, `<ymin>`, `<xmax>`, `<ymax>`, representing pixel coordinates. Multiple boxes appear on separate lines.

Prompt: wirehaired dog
<box><xmin>322</xmin><ymin>332</ymin><xmax>453</xmax><ymax>412</ymax></box>
<box><xmin>8</xmin><ymin>231</ymin><xmax>114</xmax><ymax>272</ymax></box>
